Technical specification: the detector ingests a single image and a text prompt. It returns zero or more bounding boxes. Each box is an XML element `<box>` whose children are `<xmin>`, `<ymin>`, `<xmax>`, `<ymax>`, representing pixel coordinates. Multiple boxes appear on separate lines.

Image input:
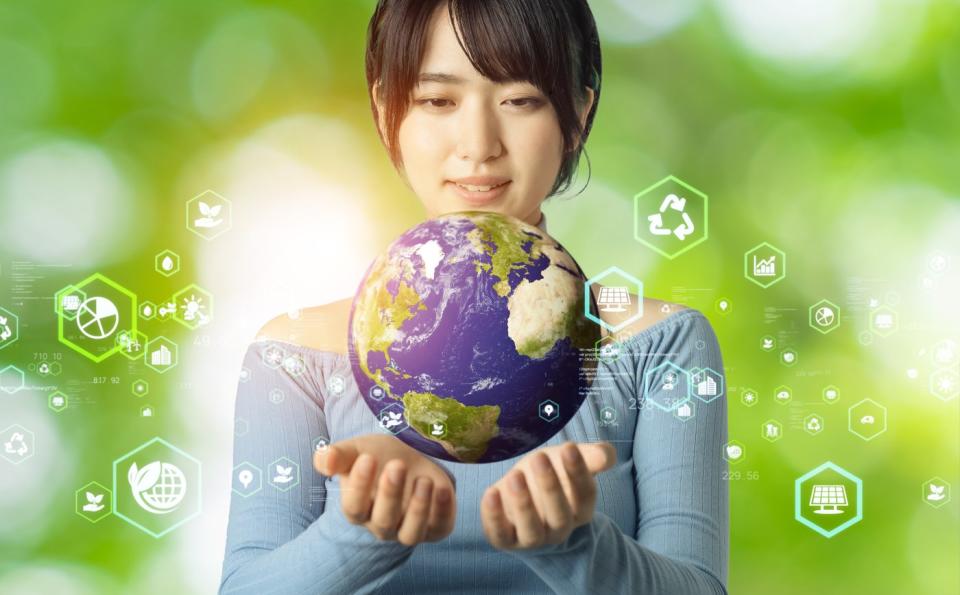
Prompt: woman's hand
<box><xmin>481</xmin><ymin>441</ymin><xmax>616</xmax><ymax>551</ymax></box>
<box><xmin>314</xmin><ymin>434</ymin><xmax>456</xmax><ymax>546</ymax></box>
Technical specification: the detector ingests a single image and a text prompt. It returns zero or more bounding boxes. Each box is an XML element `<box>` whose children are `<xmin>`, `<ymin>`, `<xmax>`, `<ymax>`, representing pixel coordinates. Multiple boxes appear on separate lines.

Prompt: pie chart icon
<box><xmin>76</xmin><ymin>297</ymin><xmax>120</xmax><ymax>340</ymax></box>
<box><xmin>815</xmin><ymin>307</ymin><xmax>835</xmax><ymax>327</ymax></box>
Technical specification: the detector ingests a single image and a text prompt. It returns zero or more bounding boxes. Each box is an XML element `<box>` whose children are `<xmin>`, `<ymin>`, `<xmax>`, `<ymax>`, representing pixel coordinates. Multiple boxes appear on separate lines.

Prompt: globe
<box><xmin>129</xmin><ymin>461</ymin><xmax>187</xmax><ymax>514</ymax></box>
<box><xmin>348</xmin><ymin>211</ymin><xmax>599</xmax><ymax>463</ymax></box>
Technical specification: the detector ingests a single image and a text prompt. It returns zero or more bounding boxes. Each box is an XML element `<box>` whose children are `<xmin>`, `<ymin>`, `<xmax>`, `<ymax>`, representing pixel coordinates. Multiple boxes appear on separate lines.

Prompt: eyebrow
<box><xmin>417</xmin><ymin>72</ymin><xmax>467</xmax><ymax>84</ymax></box>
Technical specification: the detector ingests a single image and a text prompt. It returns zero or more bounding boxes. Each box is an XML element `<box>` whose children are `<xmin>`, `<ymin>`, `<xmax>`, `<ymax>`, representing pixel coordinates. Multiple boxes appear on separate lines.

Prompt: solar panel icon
<box><xmin>597</xmin><ymin>286</ymin><xmax>631</xmax><ymax>313</ymax></box>
<box><xmin>810</xmin><ymin>484</ymin><xmax>848</xmax><ymax>515</ymax></box>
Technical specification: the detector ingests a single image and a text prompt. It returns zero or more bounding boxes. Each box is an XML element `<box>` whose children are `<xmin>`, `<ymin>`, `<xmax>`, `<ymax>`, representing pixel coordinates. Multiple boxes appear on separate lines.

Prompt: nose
<box><xmin>455</xmin><ymin>101</ymin><xmax>503</xmax><ymax>164</ymax></box>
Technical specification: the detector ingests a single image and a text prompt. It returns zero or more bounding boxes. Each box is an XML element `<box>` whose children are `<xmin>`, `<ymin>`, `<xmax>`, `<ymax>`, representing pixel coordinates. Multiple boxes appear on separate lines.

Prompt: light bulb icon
<box><xmin>238</xmin><ymin>469</ymin><xmax>253</xmax><ymax>489</ymax></box>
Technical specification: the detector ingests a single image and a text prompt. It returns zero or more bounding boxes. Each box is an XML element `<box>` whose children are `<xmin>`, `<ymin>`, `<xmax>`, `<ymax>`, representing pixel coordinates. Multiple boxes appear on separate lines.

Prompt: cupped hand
<box><xmin>481</xmin><ymin>441</ymin><xmax>616</xmax><ymax>550</ymax></box>
<box><xmin>314</xmin><ymin>434</ymin><xmax>456</xmax><ymax>546</ymax></box>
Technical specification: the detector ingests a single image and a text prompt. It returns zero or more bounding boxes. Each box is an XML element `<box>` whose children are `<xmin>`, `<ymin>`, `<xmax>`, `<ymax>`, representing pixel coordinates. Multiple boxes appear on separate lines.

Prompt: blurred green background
<box><xmin>0</xmin><ymin>0</ymin><xmax>958</xmax><ymax>593</ymax></box>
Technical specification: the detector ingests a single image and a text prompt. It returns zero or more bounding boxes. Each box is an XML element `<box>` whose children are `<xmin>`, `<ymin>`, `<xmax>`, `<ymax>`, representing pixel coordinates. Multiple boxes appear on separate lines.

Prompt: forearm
<box><xmin>510</xmin><ymin>512</ymin><xmax>727</xmax><ymax>595</ymax></box>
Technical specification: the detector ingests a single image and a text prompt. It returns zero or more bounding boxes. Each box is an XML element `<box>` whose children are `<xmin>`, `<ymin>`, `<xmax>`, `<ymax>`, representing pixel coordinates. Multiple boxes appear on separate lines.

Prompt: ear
<box><xmin>371</xmin><ymin>81</ymin><xmax>389</xmax><ymax>148</ymax></box>
<box><xmin>575</xmin><ymin>86</ymin><xmax>596</xmax><ymax>150</ymax></box>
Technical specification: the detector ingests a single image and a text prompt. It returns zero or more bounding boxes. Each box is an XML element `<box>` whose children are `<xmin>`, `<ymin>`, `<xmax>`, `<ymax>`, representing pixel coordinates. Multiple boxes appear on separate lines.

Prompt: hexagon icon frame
<box><xmin>633</xmin><ymin>175</ymin><xmax>709</xmax><ymax>259</ymax></box>
<box><xmin>929</xmin><ymin>369</ymin><xmax>959</xmax><ymax>401</ymax></box>
<box><xmin>75</xmin><ymin>481</ymin><xmax>113</xmax><ymax>523</ymax></box>
<box><xmin>762</xmin><ymin>419</ymin><xmax>783</xmax><ymax>442</ymax></box>
<box><xmin>922</xmin><ymin>477</ymin><xmax>951</xmax><ymax>509</ymax></box>
<box><xmin>154</xmin><ymin>250</ymin><xmax>181</xmax><ymax>277</ymax></box>
<box><xmin>848</xmin><ymin>398</ymin><xmax>887</xmax><ymax>441</ymax></box>
<box><xmin>0</xmin><ymin>365</ymin><xmax>25</xmax><ymax>394</ymax></box>
<box><xmin>643</xmin><ymin>360</ymin><xmax>692</xmax><ymax>412</ymax></box>
<box><xmin>48</xmin><ymin>391</ymin><xmax>68</xmax><ymax>412</ymax></box>
<box><xmin>57</xmin><ymin>273</ymin><xmax>138</xmax><ymax>363</ymax></box>
<box><xmin>744</xmin><ymin>242</ymin><xmax>786</xmax><ymax>288</ymax></box>
<box><xmin>172</xmin><ymin>284</ymin><xmax>214</xmax><ymax>330</ymax></box>
<box><xmin>233</xmin><ymin>462</ymin><xmax>264</xmax><ymax>498</ymax></box>
<box><xmin>186</xmin><ymin>190</ymin><xmax>232</xmax><ymax>241</ymax></box>
<box><xmin>869</xmin><ymin>306</ymin><xmax>899</xmax><ymax>337</ymax></box>
<box><xmin>809</xmin><ymin>299</ymin><xmax>841</xmax><ymax>334</ymax></box>
<box><xmin>0</xmin><ymin>306</ymin><xmax>19</xmax><ymax>350</ymax></box>
<box><xmin>584</xmin><ymin>267</ymin><xmax>644</xmax><ymax>334</ymax></box>
<box><xmin>1</xmin><ymin>424</ymin><xmax>35</xmax><ymax>465</ymax></box>
<box><xmin>267</xmin><ymin>457</ymin><xmax>300</xmax><ymax>492</ymax></box>
<box><xmin>144</xmin><ymin>336</ymin><xmax>178</xmax><ymax>374</ymax></box>
<box><xmin>112</xmin><ymin>437</ymin><xmax>202</xmax><ymax>538</ymax></box>
<box><xmin>795</xmin><ymin>461</ymin><xmax>863</xmax><ymax>538</ymax></box>
<box><xmin>691</xmin><ymin>367</ymin><xmax>724</xmax><ymax>403</ymax></box>
<box><xmin>54</xmin><ymin>285</ymin><xmax>87</xmax><ymax>322</ymax></box>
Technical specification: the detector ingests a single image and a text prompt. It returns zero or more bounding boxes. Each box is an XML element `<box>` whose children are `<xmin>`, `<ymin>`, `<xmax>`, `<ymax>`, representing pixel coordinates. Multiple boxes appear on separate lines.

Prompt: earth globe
<box><xmin>348</xmin><ymin>211</ymin><xmax>599</xmax><ymax>464</ymax></box>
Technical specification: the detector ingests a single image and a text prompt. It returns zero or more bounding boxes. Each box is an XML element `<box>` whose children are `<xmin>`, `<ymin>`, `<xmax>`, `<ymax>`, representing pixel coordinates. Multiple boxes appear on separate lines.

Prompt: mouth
<box><xmin>448</xmin><ymin>178</ymin><xmax>512</xmax><ymax>205</ymax></box>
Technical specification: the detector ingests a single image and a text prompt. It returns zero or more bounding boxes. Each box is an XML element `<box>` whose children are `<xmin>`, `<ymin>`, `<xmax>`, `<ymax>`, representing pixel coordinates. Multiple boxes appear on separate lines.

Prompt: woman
<box><xmin>220</xmin><ymin>1</ymin><xmax>728</xmax><ymax>593</ymax></box>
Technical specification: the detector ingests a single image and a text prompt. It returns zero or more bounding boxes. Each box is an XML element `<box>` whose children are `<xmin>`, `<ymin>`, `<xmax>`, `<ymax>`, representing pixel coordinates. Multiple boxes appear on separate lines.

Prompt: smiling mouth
<box><xmin>454</xmin><ymin>181</ymin><xmax>510</xmax><ymax>192</ymax></box>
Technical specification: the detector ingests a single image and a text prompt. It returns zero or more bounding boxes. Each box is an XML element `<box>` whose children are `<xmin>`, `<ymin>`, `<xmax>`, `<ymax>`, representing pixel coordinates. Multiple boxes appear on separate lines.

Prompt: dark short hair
<box><xmin>365</xmin><ymin>0</ymin><xmax>602</xmax><ymax>197</ymax></box>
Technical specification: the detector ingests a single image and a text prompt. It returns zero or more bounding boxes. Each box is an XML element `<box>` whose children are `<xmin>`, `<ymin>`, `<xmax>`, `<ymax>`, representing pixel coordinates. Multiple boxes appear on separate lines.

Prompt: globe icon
<box><xmin>349</xmin><ymin>211</ymin><xmax>599</xmax><ymax>463</ymax></box>
<box><xmin>815</xmin><ymin>306</ymin><xmax>835</xmax><ymax>327</ymax></box>
<box><xmin>128</xmin><ymin>461</ymin><xmax>187</xmax><ymax>515</ymax></box>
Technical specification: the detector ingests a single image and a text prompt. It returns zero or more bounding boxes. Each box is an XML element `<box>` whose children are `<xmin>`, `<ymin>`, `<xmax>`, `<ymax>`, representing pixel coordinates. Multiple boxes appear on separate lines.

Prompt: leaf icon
<box><xmin>199</xmin><ymin>201</ymin><xmax>212</xmax><ymax>216</ymax></box>
<box><xmin>86</xmin><ymin>491</ymin><xmax>97</xmax><ymax>501</ymax></box>
<box><xmin>128</xmin><ymin>462</ymin><xmax>139</xmax><ymax>486</ymax></box>
<box><xmin>209</xmin><ymin>205</ymin><xmax>222</xmax><ymax>216</ymax></box>
<box><xmin>133</xmin><ymin>461</ymin><xmax>162</xmax><ymax>493</ymax></box>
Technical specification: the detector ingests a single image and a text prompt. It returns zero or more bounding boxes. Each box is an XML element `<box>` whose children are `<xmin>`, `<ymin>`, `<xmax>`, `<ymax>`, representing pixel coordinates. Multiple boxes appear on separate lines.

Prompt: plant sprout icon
<box><xmin>181</xmin><ymin>295</ymin><xmax>210</xmax><ymax>326</ymax></box>
<box><xmin>194</xmin><ymin>201</ymin><xmax>223</xmax><ymax>229</ymax></box>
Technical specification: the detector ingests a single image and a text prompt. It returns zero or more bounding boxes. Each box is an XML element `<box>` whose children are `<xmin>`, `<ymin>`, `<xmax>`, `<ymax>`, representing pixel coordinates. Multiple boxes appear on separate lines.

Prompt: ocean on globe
<box><xmin>348</xmin><ymin>211</ymin><xmax>599</xmax><ymax>464</ymax></box>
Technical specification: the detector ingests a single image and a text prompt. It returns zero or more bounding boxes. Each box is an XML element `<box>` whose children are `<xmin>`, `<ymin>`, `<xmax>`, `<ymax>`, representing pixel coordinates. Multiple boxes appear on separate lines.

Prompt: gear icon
<box><xmin>647</xmin><ymin>194</ymin><xmax>695</xmax><ymax>241</ymax></box>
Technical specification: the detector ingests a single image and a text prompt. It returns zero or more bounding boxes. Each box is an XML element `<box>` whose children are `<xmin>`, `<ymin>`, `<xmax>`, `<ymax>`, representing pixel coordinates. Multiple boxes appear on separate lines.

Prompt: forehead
<box><xmin>419</xmin><ymin>6</ymin><xmax>475</xmax><ymax>76</ymax></box>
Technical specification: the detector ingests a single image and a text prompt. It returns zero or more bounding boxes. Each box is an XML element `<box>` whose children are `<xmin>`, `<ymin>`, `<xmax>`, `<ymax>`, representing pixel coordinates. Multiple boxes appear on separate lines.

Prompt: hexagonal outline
<box><xmin>75</xmin><ymin>480</ymin><xmax>113</xmax><ymax>523</ymax></box>
<box><xmin>268</xmin><ymin>388</ymin><xmax>286</xmax><ymax>404</ymax></box>
<box><xmin>378</xmin><ymin>403</ymin><xmax>408</xmax><ymax>434</ymax></box>
<box><xmin>774</xmin><ymin>385</ymin><xmax>793</xmax><ymax>405</ymax></box>
<box><xmin>262</xmin><ymin>344</ymin><xmax>285</xmax><ymax>369</ymax></box>
<box><xmin>267</xmin><ymin>456</ymin><xmax>300</xmax><ymax>492</ymax></box>
<box><xmin>795</xmin><ymin>461</ymin><xmax>863</xmax><ymax>538</ymax></box>
<box><xmin>171</xmin><ymin>284</ymin><xmax>214</xmax><ymax>330</ymax></box>
<box><xmin>760</xmin><ymin>335</ymin><xmax>777</xmax><ymax>352</ymax></box>
<box><xmin>644</xmin><ymin>360</ymin><xmax>692</xmax><ymax>412</ymax></box>
<box><xmin>48</xmin><ymin>390</ymin><xmax>68</xmax><ymax>412</ymax></box>
<box><xmin>282</xmin><ymin>353</ymin><xmax>306</xmax><ymax>378</ymax></box>
<box><xmin>154</xmin><ymin>250</ymin><xmax>181</xmax><ymax>277</ymax></box>
<box><xmin>0</xmin><ymin>305</ymin><xmax>20</xmax><ymax>350</ymax></box>
<box><xmin>539</xmin><ymin>399</ymin><xmax>560</xmax><ymax>422</ymax></box>
<box><xmin>929</xmin><ymin>369</ymin><xmax>959</xmax><ymax>402</ymax></box>
<box><xmin>714</xmin><ymin>297</ymin><xmax>733</xmax><ymax>315</ymax></box>
<box><xmin>327</xmin><ymin>375</ymin><xmax>346</xmax><ymax>395</ymax></box>
<box><xmin>673</xmin><ymin>400</ymin><xmax>695</xmax><ymax>422</ymax></box>
<box><xmin>111</xmin><ymin>437</ymin><xmax>202</xmax><ymax>538</ymax></box>
<box><xmin>822</xmin><ymin>385</ymin><xmax>840</xmax><ymax>404</ymax></box>
<box><xmin>234</xmin><ymin>418</ymin><xmax>250</xmax><ymax>437</ymax></box>
<box><xmin>848</xmin><ymin>398</ymin><xmax>887</xmax><ymax>441</ymax></box>
<box><xmin>143</xmin><ymin>336</ymin><xmax>178</xmax><ymax>374</ymax></box>
<box><xmin>139</xmin><ymin>300</ymin><xmax>157</xmax><ymax>321</ymax></box>
<box><xmin>869</xmin><ymin>306</ymin><xmax>899</xmax><ymax>337</ymax></box>
<box><xmin>803</xmin><ymin>413</ymin><xmax>825</xmax><ymax>436</ymax></box>
<box><xmin>584</xmin><ymin>266</ymin><xmax>644</xmax><ymax>333</ymax></box>
<box><xmin>780</xmin><ymin>348</ymin><xmax>798</xmax><ymax>367</ymax></box>
<box><xmin>809</xmin><ymin>299</ymin><xmax>841</xmax><ymax>335</ymax></box>
<box><xmin>232</xmin><ymin>462</ymin><xmax>264</xmax><ymax>498</ymax></box>
<box><xmin>744</xmin><ymin>242</ymin><xmax>786</xmax><ymax>288</ymax></box>
<box><xmin>691</xmin><ymin>366</ymin><xmax>724</xmax><ymax>403</ymax></box>
<box><xmin>311</xmin><ymin>436</ymin><xmax>331</xmax><ymax>453</ymax></box>
<box><xmin>723</xmin><ymin>440</ymin><xmax>746</xmax><ymax>464</ymax></box>
<box><xmin>368</xmin><ymin>384</ymin><xmax>388</xmax><ymax>401</ymax></box>
<box><xmin>595</xmin><ymin>336</ymin><xmax>623</xmax><ymax>365</ymax></box>
<box><xmin>922</xmin><ymin>476</ymin><xmax>951</xmax><ymax>509</ymax></box>
<box><xmin>0</xmin><ymin>365</ymin><xmax>26</xmax><ymax>394</ymax></box>
<box><xmin>132</xmin><ymin>379</ymin><xmax>150</xmax><ymax>398</ymax></box>
<box><xmin>57</xmin><ymin>273</ymin><xmax>138</xmax><ymax>364</ymax></box>
<box><xmin>186</xmin><ymin>190</ymin><xmax>233</xmax><ymax>241</ymax></box>
<box><xmin>761</xmin><ymin>419</ymin><xmax>783</xmax><ymax>442</ymax></box>
<box><xmin>931</xmin><ymin>339</ymin><xmax>959</xmax><ymax>368</ymax></box>
<box><xmin>117</xmin><ymin>329</ymin><xmax>149</xmax><ymax>362</ymax></box>
<box><xmin>740</xmin><ymin>387</ymin><xmax>759</xmax><ymax>407</ymax></box>
<box><xmin>598</xmin><ymin>405</ymin><xmax>618</xmax><ymax>425</ymax></box>
<box><xmin>54</xmin><ymin>285</ymin><xmax>87</xmax><ymax>322</ymax></box>
<box><xmin>632</xmin><ymin>175</ymin><xmax>709</xmax><ymax>259</ymax></box>
<box><xmin>1</xmin><ymin>424</ymin><xmax>35</xmax><ymax>465</ymax></box>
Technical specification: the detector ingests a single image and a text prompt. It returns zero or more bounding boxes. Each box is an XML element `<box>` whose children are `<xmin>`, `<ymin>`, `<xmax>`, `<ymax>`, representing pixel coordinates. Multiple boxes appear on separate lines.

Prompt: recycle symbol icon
<box><xmin>647</xmin><ymin>193</ymin><xmax>695</xmax><ymax>241</ymax></box>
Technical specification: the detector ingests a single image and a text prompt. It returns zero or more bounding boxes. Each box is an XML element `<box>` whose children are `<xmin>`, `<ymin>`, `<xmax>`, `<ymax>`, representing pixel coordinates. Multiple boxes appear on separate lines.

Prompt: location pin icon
<box><xmin>239</xmin><ymin>470</ymin><xmax>253</xmax><ymax>489</ymax></box>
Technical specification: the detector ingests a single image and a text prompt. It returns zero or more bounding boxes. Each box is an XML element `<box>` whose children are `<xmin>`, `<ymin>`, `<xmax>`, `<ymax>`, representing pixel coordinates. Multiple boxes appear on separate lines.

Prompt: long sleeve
<box><xmin>509</xmin><ymin>310</ymin><xmax>729</xmax><ymax>594</ymax></box>
<box><xmin>219</xmin><ymin>341</ymin><xmax>415</xmax><ymax>595</ymax></box>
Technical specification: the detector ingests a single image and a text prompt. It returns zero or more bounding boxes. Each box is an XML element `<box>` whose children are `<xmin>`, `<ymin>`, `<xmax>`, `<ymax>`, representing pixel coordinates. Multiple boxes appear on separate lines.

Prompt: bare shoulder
<box><xmin>256</xmin><ymin>298</ymin><xmax>353</xmax><ymax>354</ymax></box>
<box><xmin>591</xmin><ymin>283</ymin><xmax>689</xmax><ymax>341</ymax></box>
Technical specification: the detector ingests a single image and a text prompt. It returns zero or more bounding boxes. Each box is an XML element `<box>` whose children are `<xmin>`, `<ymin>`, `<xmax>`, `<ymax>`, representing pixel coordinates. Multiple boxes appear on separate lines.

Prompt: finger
<box><xmin>397</xmin><ymin>477</ymin><xmax>434</xmax><ymax>546</ymax></box>
<box><xmin>502</xmin><ymin>471</ymin><xmax>545</xmax><ymax>548</ymax></box>
<box><xmin>342</xmin><ymin>453</ymin><xmax>377</xmax><ymax>524</ymax></box>
<box><xmin>530</xmin><ymin>452</ymin><xmax>573</xmax><ymax>532</ymax></box>
<box><xmin>562</xmin><ymin>442</ymin><xmax>597</xmax><ymax>516</ymax></box>
<box><xmin>481</xmin><ymin>487</ymin><xmax>516</xmax><ymax>549</ymax></box>
<box><xmin>368</xmin><ymin>460</ymin><xmax>406</xmax><ymax>540</ymax></box>
<box><xmin>425</xmin><ymin>483</ymin><xmax>456</xmax><ymax>542</ymax></box>
<box><xmin>577</xmin><ymin>442</ymin><xmax>616</xmax><ymax>474</ymax></box>
<box><xmin>314</xmin><ymin>442</ymin><xmax>360</xmax><ymax>477</ymax></box>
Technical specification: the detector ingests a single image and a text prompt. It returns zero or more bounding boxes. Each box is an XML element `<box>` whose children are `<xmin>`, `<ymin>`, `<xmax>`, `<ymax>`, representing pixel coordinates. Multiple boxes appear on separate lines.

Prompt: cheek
<box><xmin>511</xmin><ymin>119</ymin><xmax>565</xmax><ymax>192</ymax></box>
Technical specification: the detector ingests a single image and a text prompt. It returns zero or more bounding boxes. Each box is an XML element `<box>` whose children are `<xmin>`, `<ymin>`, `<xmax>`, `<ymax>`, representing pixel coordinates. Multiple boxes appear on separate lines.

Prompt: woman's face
<box><xmin>391</xmin><ymin>8</ymin><xmax>580</xmax><ymax>226</ymax></box>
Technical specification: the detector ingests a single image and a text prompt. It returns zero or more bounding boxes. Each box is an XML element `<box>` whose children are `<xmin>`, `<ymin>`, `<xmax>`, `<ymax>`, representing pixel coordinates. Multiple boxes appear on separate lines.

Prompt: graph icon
<box><xmin>597</xmin><ymin>286</ymin><xmax>631</xmax><ymax>313</ymax></box>
<box><xmin>810</xmin><ymin>484</ymin><xmax>848</xmax><ymax>515</ymax></box>
<box><xmin>753</xmin><ymin>255</ymin><xmax>777</xmax><ymax>277</ymax></box>
<box><xmin>76</xmin><ymin>297</ymin><xmax>120</xmax><ymax>340</ymax></box>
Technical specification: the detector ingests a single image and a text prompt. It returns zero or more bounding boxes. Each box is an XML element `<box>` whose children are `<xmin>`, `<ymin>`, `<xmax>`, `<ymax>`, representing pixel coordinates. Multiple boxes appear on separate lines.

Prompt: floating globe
<box><xmin>348</xmin><ymin>211</ymin><xmax>599</xmax><ymax>463</ymax></box>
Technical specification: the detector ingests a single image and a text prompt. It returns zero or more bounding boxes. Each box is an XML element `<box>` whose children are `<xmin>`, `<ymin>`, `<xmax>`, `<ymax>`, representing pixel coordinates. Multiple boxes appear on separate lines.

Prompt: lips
<box><xmin>448</xmin><ymin>177</ymin><xmax>511</xmax><ymax>205</ymax></box>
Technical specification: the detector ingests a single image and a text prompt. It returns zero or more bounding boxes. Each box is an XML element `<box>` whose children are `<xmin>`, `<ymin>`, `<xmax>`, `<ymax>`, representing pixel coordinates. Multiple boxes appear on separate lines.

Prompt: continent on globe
<box><xmin>349</xmin><ymin>211</ymin><xmax>599</xmax><ymax>463</ymax></box>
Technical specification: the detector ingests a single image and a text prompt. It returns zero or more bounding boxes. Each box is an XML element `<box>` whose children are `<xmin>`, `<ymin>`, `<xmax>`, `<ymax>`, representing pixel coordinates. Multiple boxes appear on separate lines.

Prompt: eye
<box><xmin>503</xmin><ymin>97</ymin><xmax>544</xmax><ymax>109</ymax></box>
<box><xmin>415</xmin><ymin>97</ymin><xmax>454</xmax><ymax>109</ymax></box>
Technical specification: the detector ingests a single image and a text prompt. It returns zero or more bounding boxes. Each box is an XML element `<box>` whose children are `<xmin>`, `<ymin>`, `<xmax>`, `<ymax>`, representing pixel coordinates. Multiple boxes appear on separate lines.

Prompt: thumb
<box><xmin>313</xmin><ymin>441</ymin><xmax>361</xmax><ymax>477</ymax></box>
<box><xmin>578</xmin><ymin>442</ymin><xmax>616</xmax><ymax>474</ymax></box>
